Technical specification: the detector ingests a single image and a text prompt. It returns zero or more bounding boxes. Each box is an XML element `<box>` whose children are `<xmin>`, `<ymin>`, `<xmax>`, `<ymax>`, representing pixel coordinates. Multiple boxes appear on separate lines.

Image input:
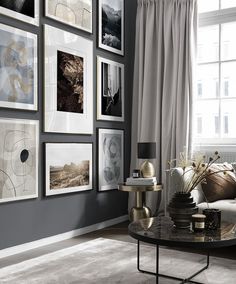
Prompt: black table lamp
<box><xmin>138</xmin><ymin>142</ymin><xmax>156</xmax><ymax>178</ymax></box>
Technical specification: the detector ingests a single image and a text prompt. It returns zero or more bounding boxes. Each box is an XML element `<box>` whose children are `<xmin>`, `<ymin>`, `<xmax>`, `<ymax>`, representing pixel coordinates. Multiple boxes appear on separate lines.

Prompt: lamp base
<box><xmin>140</xmin><ymin>160</ymin><xmax>155</xmax><ymax>178</ymax></box>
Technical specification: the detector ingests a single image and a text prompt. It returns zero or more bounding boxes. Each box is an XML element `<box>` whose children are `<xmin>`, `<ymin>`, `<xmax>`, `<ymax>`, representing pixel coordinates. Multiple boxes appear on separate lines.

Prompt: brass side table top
<box><xmin>118</xmin><ymin>183</ymin><xmax>163</xmax><ymax>192</ymax></box>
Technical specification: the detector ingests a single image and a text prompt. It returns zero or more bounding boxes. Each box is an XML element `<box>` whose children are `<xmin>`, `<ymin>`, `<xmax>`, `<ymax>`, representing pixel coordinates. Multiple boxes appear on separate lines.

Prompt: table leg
<box><xmin>156</xmin><ymin>245</ymin><xmax>159</xmax><ymax>284</ymax></box>
<box><xmin>137</xmin><ymin>241</ymin><xmax>210</xmax><ymax>284</ymax></box>
<box><xmin>130</xmin><ymin>192</ymin><xmax>151</xmax><ymax>221</ymax></box>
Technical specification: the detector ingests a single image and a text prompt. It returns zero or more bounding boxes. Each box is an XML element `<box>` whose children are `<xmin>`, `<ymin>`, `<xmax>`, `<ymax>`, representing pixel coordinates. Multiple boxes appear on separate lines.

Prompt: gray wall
<box><xmin>0</xmin><ymin>0</ymin><xmax>136</xmax><ymax>250</ymax></box>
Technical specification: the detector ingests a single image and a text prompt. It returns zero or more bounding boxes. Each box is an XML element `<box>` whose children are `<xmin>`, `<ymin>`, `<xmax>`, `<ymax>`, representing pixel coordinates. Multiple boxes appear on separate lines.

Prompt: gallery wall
<box><xmin>0</xmin><ymin>0</ymin><xmax>136</xmax><ymax>250</ymax></box>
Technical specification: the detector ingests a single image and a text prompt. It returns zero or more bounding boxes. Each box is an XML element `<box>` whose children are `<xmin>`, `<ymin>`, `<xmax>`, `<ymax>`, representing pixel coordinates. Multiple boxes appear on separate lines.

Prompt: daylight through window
<box><xmin>193</xmin><ymin>0</ymin><xmax>236</xmax><ymax>146</ymax></box>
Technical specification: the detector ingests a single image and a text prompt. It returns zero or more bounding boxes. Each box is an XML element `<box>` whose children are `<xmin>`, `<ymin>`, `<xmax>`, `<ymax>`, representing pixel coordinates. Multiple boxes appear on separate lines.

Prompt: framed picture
<box><xmin>0</xmin><ymin>118</ymin><xmax>39</xmax><ymax>203</ymax></box>
<box><xmin>0</xmin><ymin>0</ymin><xmax>39</xmax><ymax>26</ymax></box>
<box><xmin>97</xmin><ymin>57</ymin><xmax>124</xmax><ymax>121</ymax></box>
<box><xmin>45</xmin><ymin>0</ymin><xmax>92</xmax><ymax>33</ymax></box>
<box><xmin>45</xmin><ymin>143</ymin><xmax>93</xmax><ymax>196</ymax></box>
<box><xmin>0</xmin><ymin>23</ymin><xmax>37</xmax><ymax>111</ymax></box>
<box><xmin>44</xmin><ymin>24</ymin><xmax>93</xmax><ymax>134</ymax></box>
<box><xmin>98</xmin><ymin>128</ymin><xmax>124</xmax><ymax>191</ymax></box>
<box><xmin>98</xmin><ymin>0</ymin><xmax>124</xmax><ymax>56</ymax></box>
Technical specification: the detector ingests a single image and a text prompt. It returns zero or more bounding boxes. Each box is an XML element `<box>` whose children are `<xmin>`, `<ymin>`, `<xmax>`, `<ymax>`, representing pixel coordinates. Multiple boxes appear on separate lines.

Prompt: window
<box><xmin>197</xmin><ymin>116</ymin><xmax>203</xmax><ymax>134</ymax></box>
<box><xmin>224</xmin><ymin>114</ymin><xmax>229</xmax><ymax>133</ymax></box>
<box><xmin>193</xmin><ymin>1</ymin><xmax>236</xmax><ymax>146</ymax></box>
<box><xmin>215</xmin><ymin>115</ymin><xmax>220</xmax><ymax>134</ymax></box>
<box><xmin>197</xmin><ymin>81</ymin><xmax>202</xmax><ymax>97</ymax></box>
<box><xmin>224</xmin><ymin>79</ymin><xmax>229</xmax><ymax>96</ymax></box>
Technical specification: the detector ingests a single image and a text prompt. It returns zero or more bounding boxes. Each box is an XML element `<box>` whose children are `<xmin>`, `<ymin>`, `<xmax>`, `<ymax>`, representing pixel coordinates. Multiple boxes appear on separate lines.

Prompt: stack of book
<box><xmin>126</xmin><ymin>177</ymin><xmax>157</xmax><ymax>186</ymax></box>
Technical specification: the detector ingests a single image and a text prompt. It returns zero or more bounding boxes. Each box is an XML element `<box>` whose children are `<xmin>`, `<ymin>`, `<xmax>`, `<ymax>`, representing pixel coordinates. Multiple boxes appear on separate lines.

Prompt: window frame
<box><xmin>194</xmin><ymin>6</ymin><xmax>236</xmax><ymax>147</ymax></box>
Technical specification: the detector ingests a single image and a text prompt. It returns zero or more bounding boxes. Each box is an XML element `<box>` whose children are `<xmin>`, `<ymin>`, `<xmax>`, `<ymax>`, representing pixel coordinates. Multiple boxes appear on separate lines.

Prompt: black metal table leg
<box><xmin>137</xmin><ymin>241</ymin><xmax>210</xmax><ymax>284</ymax></box>
<box><xmin>156</xmin><ymin>244</ymin><xmax>159</xmax><ymax>284</ymax></box>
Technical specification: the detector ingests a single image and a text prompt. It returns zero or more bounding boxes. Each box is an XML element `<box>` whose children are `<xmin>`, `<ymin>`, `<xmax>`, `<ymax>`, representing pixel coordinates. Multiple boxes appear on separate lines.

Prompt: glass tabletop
<box><xmin>128</xmin><ymin>216</ymin><xmax>236</xmax><ymax>249</ymax></box>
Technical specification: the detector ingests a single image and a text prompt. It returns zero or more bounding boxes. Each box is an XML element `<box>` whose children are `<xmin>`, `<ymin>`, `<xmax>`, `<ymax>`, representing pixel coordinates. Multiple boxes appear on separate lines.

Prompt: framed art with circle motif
<box><xmin>0</xmin><ymin>118</ymin><xmax>39</xmax><ymax>203</ymax></box>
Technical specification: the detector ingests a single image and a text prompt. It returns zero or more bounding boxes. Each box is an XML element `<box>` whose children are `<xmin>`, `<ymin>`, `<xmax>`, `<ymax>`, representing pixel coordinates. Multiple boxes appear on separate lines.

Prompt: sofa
<box><xmin>168</xmin><ymin>165</ymin><xmax>236</xmax><ymax>223</ymax></box>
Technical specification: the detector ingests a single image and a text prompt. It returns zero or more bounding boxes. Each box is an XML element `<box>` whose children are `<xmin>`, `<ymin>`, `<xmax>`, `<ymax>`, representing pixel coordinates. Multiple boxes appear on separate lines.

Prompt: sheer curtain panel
<box><xmin>129</xmin><ymin>0</ymin><xmax>198</xmax><ymax>215</ymax></box>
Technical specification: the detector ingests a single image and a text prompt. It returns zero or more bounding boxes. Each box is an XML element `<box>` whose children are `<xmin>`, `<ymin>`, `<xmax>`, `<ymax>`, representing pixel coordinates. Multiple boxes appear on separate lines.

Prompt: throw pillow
<box><xmin>201</xmin><ymin>163</ymin><xmax>236</xmax><ymax>202</ymax></box>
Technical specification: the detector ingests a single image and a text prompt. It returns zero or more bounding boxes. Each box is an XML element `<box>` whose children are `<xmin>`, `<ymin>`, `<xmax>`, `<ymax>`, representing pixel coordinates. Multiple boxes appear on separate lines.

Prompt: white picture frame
<box><xmin>45</xmin><ymin>0</ymin><xmax>93</xmax><ymax>33</ymax></box>
<box><xmin>44</xmin><ymin>24</ymin><xmax>93</xmax><ymax>134</ymax></box>
<box><xmin>98</xmin><ymin>128</ymin><xmax>124</xmax><ymax>191</ymax></box>
<box><xmin>0</xmin><ymin>118</ymin><xmax>39</xmax><ymax>203</ymax></box>
<box><xmin>45</xmin><ymin>143</ymin><xmax>93</xmax><ymax>196</ymax></box>
<box><xmin>97</xmin><ymin>56</ymin><xmax>124</xmax><ymax>122</ymax></box>
<box><xmin>0</xmin><ymin>23</ymin><xmax>38</xmax><ymax>111</ymax></box>
<box><xmin>98</xmin><ymin>0</ymin><xmax>124</xmax><ymax>56</ymax></box>
<box><xmin>0</xmin><ymin>0</ymin><xmax>39</xmax><ymax>26</ymax></box>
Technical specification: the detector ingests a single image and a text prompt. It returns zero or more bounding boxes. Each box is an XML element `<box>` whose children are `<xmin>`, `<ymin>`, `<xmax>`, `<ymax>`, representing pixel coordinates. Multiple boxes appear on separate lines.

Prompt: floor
<box><xmin>1</xmin><ymin>221</ymin><xmax>236</xmax><ymax>270</ymax></box>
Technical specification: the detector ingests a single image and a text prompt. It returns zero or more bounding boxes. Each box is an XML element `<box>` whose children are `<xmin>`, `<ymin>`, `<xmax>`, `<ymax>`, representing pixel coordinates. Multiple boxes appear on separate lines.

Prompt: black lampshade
<box><xmin>138</xmin><ymin>142</ymin><xmax>156</xmax><ymax>159</ymax></box>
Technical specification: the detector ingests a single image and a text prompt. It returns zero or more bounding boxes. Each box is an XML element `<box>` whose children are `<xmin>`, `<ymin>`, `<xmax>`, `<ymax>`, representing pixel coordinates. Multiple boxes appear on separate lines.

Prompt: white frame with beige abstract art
<box><xmin>45</xmin><ymin>143</ymin><xmax>93</xmax><ymax>196</ymax></box>
<box><xmin>45</xmin><ymin>0</ymin><xmax>92</xmax><ymax>33</ymax></box>
<box><xmin>0</xmin><ymin>23</ymin><xmax>38</xmax><ymax>111</ymax></box>
<box><xmin>0</xmin><ymin>118</ymin><xmax>39</xmax><ymax>203</ymax></box>
<box><xmin>44</xmin><ymin>24</ymin><xmax>93</xmax><ymax>134</ymax></box>
<box><xmin>0</xmin><ymin>0</ymin><xmax>40</xmax><ymax>26</ymax></box>
<box><xmin>98</xmin><ymin>128</ymin><xmax>124</xmax><ymax>191</ymax></box>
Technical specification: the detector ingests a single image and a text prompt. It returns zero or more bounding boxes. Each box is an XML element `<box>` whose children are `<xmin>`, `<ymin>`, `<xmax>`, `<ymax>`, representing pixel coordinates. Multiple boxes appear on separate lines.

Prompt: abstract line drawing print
<box><xmin>0</xmin><ymin>24</ymin><xmax>37</xmax><ymax>110</ymax></box>
<box><xmin>99</xmin><ymin>129</ymin><xmax>124</xmax><ymax>191</ymax></box>
<box><xmin>0</xmin><ymin>119</ymin><xmax>38</xmax><ymax>203</ymax></box>
<box><xmin>46</xmin><ymin>0</ymin><xmax>92</xmax><ymax>32</ymax></box>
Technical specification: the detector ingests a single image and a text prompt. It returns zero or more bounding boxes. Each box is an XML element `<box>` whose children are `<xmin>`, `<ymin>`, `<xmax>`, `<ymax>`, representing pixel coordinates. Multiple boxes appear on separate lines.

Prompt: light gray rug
<box><xmin>0</xmin><ymin>238</ymin><xmax>235</xmax><ymax>284</ymax></box>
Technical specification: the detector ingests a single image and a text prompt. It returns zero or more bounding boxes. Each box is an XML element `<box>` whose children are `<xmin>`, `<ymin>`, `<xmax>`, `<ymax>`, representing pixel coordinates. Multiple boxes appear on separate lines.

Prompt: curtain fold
<box><xmin>129</xmin><ymin>0</ymin><xmax>197</xmax><ymax>214</ymax></box>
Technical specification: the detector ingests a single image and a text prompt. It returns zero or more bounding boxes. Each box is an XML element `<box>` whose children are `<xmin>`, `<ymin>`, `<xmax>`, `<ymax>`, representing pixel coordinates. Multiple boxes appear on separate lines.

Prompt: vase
<box><xmin>168</xmin><ymin>192</ymin><xmax>198</xmax><ymax>229</ymax></box>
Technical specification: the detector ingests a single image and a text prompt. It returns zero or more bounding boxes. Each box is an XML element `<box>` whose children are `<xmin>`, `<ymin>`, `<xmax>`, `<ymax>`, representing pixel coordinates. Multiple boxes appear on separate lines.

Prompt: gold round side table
<box><xmin>118</xmin><ymin>183</ymin><xmax>163</xmax><ymax>221</ymax></box>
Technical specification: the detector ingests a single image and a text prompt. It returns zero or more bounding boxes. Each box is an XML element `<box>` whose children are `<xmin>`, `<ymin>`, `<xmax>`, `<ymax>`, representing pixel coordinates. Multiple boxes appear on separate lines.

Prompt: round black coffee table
<box><xmin>128</xmin><ymin>216</ymin><xmax>236</xmax><ymax>284</ymax></box>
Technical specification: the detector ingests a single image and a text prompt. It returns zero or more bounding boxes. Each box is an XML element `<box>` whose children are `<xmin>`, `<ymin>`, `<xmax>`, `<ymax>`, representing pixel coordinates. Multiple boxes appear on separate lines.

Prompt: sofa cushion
<box><xmin>201</xmin><ymin>163</ymin><xmax>236</xmax><ymax>202</ymax></box>
<box><xmin>198</xmin><ymin>199</ymin><xmax>236</xmax><ymax>223</ymax></box>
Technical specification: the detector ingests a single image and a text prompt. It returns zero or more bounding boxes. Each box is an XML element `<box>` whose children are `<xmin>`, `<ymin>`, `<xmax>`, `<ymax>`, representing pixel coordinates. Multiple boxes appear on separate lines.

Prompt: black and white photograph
<box><xmin>44</xmin><ymin>24</ymin><xmax>93</xmax><ymax>134</ymax></box>
<box><xmin>0</xmin><ymin>0</ymin><xmax>39</xmax><ymax>25</ymax></box>
<box><xmin>45</xmin><ymin>0</ymin><xmax>92</xmax><ymax>33</ymax></box>
<box><xmin>57</xmin><ymin>50</ymin><xmax>84</xmax><ymax>114</ymax></box>
<box><xmin>45</xmin><ymin>143</ymin><xmax>93</xmax><ymax>196</ymax></box>
<box><xmin>0</xmin><ymin>118</ymin><xmax>39</xmax><ymax>203</ymax></box>
<box><xmin>98</xmin><ymin>0</ymin><xmax>124</xmax><ymax>55</ymax></box>
<box><xmin>97</xmin><ymin>56</ymin><xmax>124</xmax><ymax>121</ymax></box>
<box><xmin>98</xmin><ymin>128</ymin><xmax>124</xmax><ymax>191</ymax></box>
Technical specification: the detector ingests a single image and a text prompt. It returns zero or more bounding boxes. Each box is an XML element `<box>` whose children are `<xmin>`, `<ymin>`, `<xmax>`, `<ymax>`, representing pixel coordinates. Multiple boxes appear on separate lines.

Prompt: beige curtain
<box><xmin>129</xmin><ymin>0</ymin><xmax>198</xmax><ymax>215</ymax></box>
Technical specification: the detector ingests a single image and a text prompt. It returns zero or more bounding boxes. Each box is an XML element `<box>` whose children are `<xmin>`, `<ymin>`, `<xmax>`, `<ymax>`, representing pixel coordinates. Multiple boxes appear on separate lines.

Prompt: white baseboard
<box><xmin>0</xmin><ymin>215</ymin><xmax>128</xmax><ymax>259</ymax></box>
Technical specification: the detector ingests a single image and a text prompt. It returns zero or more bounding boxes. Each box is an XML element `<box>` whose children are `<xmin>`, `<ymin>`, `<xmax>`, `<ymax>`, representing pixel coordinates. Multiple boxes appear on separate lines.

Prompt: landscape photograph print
<box><xmin>97</xmin><ymin>57</ymin><xmax>124</xmax><ymax>121</ymax></box>
<box><xmin>46</xmin><ymin>0</ymin><xmax>92</xmax><ymax>33</ymax></box>
<box><xmin>98</xmin><ymin>128</ymin><xmax>124</xmax><ymax>191</ymax></box>
<box><xmin>45</xmin><ymin>143</ymin><xmax>93</xmax><ymax>196</ymax></box>
<box><xmin>99</xmin><ymin>0</ymin><xmax>124</xmax><ymax>55</ymax></box>
<box><xmin>0</xmin><ymin>23</ymin><xmax>37</xmax><ymax>110</ymax></box>
<box><xmin>0</xmin><ymin>118</ymin><xmax>39</xmax><ymax>203</ymax></box>
<box><xmin>57</xmin><ymin>50</ymin><xmax>84</xmax><ymax>114</ymax></box>
<box><xmin>0</xmin><ymin>0</ymin><xmax>39</xmax><ymax>25</ymax></box>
